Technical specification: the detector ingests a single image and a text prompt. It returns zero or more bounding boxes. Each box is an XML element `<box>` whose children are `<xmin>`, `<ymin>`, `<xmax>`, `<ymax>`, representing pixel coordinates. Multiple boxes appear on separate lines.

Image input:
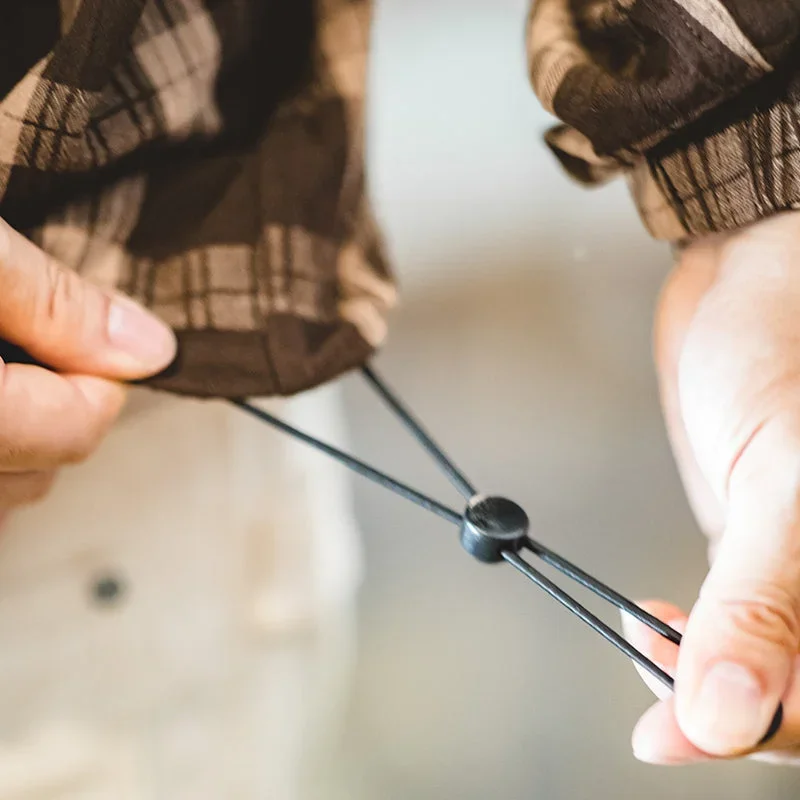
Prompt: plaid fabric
<box><xmin>6</xmin><ymin>1</ymin><xmax>795</xmax><ymax>400</ymax></box>
<box><xmin>528</xmin><ymin>0</ymin><xmax>800</xmax><ymax>242</ymax></box>
<box><xmin>0</xmin><ymin>0</ymin><xmax>394</xmax><ymax>398</ymax></box>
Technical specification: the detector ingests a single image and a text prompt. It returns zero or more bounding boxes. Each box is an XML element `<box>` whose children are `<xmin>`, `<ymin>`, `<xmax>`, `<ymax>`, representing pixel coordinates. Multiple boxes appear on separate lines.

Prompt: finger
<box><xmin>632</xmin><ymin>698</ymin><xmax>715</xmax><ymax>765</ymax></box>
<box><xmin>0</xmin><ymin>471</ymin><xmax>57</xmax><ymax>508</ymax></box>
<box><xmin>0</xmin><ymin>362</ymin><xmax>126</xmax><ymax>470</ymax></box>
<box><xmin>0</xmin><ymin>219</ymin><xmax>176</xmax><ymax>379</ymax></box>
<box><xmin>675</xmin><ymin>416</ymin><xmax>800</xmax><ymax>756</ymax></box>
<box><xmin>744</xmin><ymin>655</ymin><xmax>800</xmax><ymax>751</ymax></box>
<box><xmin>634</xmin><ymin>656</ymin><xmax>800</xmax><ymax>764</ymax></box>
<box><xmin>621</xmin><ymin>600</ymin><xmax>686</xmax><ymax>701</ymax></box>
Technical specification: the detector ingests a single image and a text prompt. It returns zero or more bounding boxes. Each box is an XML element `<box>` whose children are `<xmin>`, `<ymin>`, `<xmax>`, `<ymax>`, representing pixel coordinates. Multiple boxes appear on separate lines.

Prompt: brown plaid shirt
<box><xmin>0</xmin><ymin>0</ymin><xmax>394</xmax><ymax>399</ymax></box>
<box><xmin>2</xmin><ymin>1</ymin><xmax>798</xmax><ymax>399</ymax></box>
<box><xmin>529</xmin><ymin>0</ymin><xmax>800</xmax><ymax>242</ymax></box>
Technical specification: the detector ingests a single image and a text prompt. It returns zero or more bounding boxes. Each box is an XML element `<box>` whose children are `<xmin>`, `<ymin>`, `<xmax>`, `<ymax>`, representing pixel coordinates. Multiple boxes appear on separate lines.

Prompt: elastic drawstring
<box><xmin>231</xmin><ymin>363</ymin><xmax>793</xmax><ymax>744</ymax></box>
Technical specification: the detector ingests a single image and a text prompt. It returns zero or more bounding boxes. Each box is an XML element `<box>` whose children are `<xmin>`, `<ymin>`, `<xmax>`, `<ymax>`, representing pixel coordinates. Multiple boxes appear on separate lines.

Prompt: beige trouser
<box><xmin>0</xmin><ymin>383</ymin><xmax>362</xmax><ymax>799</ymax></box>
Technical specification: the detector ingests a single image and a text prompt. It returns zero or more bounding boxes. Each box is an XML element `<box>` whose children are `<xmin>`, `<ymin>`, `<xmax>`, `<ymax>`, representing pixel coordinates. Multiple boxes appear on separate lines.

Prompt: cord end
<box><xmin>759</xmin><ymin>703</ymin><xmax>783</xmax><ymax>746</ymax></box>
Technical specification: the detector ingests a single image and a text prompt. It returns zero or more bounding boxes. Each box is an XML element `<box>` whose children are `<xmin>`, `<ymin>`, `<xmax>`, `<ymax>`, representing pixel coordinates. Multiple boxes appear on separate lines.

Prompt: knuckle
<box><xmin>39</xmin><ymin>257</ymin><xmax>82</xmax><ymax>328</ymax></box>
<box><xmin>713</xmin><ymin>590</ymin><xmax>800</xmax><ymax>652</ymax></box>
<box><xmin>0</xmin><ymin>438</ymin><xmax>34</xmax><ymax>470</ymax></box>
<box><xmin>33</xmin><ymin>255</ymin><xmax>112</xmax><ymax>351</ymax></box>
<box><xmin>62</xmin><ymin>395</ymin><xmax>121</xmax><ymax>463</ymax></box>
<box><xmin>74</xmin><ymin>388</ymin><xmax>125</xmax><ymax>449</ymax></box>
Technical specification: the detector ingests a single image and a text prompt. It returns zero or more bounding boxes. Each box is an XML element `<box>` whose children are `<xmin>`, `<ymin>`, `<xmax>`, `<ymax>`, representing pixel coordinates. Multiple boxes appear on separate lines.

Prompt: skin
<box><xmin>627</xmin><ymin>209</ymin><xmax>800</xmax><ymax>764</ymax></box>
<box><xmin>3</xmin><ymin>200</ymin><xmax>800</xmax><ymax>766</ymax></box>
<box><xmin>0</xmin><ymin>218</ymin><xmax>176</xmax><ymax>520</ymax></box>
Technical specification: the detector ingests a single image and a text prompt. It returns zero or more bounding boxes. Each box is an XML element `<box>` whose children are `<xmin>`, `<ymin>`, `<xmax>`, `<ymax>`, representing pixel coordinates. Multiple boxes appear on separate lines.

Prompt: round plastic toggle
<box><xmin>460</xmin><ymin>495</ymin><xmax>529</xmax><ymax>563</ymax></box>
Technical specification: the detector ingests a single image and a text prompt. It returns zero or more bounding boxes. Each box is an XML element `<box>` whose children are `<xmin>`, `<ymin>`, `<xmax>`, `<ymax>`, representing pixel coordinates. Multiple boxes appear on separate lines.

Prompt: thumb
<box><xmin>675</xmin><ymin>414</ymin><xmax>800</xmax><ymax>756</ymax></box>
<box><xmin>0</xmin><ymin>219</ymin><xmax>176</xmax><ymax>379</ymax></box>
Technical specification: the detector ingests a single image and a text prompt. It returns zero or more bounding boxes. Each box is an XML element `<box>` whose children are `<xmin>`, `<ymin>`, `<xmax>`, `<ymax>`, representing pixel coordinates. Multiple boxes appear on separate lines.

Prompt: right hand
<box><xmin>627</xmin><ymin>211</ymin><xmax>800</xmax><ymax>764</ymax></box>
<box><xmin>0</xmin><ymin>219</ymin><xmax>176</xmax><ymax>518</ymax></box>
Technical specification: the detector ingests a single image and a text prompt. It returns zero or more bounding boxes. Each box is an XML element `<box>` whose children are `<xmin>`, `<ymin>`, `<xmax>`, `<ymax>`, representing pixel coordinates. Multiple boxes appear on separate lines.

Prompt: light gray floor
<box><xmin>304</xmin><ymin>2</ymin><xmax>800</xmax><ymax>798</ymax></box>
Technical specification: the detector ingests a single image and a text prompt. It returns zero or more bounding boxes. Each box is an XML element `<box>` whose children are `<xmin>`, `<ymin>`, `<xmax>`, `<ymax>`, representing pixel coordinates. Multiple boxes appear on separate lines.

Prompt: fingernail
<box><xmin>631</xmin><ymin>707</ymin><xmax>711</xmax><ymax>766</ymax></box>
<box><xmin>691</xmin><ymin>662</ymin><xmax>770</xmax><ymax>751</ymax></box>
<box><xmin>107</xmin><ymin>297</ymin><xmax>176</xmax><ymax>370</ymax></box>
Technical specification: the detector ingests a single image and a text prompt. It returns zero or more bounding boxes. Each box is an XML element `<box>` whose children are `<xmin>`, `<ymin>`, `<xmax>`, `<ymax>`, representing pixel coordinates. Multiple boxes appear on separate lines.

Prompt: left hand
<box><xmin>0</xmin><ymin>218</ymin><xmax>176</xmax><ymax>527</ymax></box>
<box><xmin>627</xmin><ymin>211</ymin><xmax>800</xmax><ymax>765</ymax></box>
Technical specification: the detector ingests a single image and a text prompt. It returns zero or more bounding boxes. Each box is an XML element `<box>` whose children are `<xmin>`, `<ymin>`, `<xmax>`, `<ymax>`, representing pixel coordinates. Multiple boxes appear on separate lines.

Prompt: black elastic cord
<box><xmin>231</xmin><ymin>376</ymin><xmax>678</xmax><ymax>683</ymax></box>
<box><xmin>361</xmin><ymin>365</ymin><xmax>477</xmax><ymax>499</ymax></box>
<box><xmin>232</xmin><ymin>399</ymin><xmax>462</xmax><ymax>525</ymax></box>
<box><xmin>515</xmin><ymin>540</ymin><xmax>783</xmax><ymax>746</ymax></box>
<box><xmin>502</xmin><ymin>550</ymin><xmax>675</xmax><ymax>692</ymax></box>
<box><xmin>232</xmin><ymin>367</ymin><xmax>782</xmax><ymax>745</ymax></box>
<box><xmin>523</xmin><ymin>537</ymin><xmax>682</xmax><ymax>645</ymax></box>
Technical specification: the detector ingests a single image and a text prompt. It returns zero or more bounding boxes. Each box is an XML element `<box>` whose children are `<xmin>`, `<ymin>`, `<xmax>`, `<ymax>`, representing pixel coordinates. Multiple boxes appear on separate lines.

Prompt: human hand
<box><xmin>0</xmin><ymin>219</ymin><xmax>176</xmax><ymax>516</ymax></box>
<box><xmin>625</xmin><ymin>210</ymin><xmax>800</xmax><ymax>765</ymax></box>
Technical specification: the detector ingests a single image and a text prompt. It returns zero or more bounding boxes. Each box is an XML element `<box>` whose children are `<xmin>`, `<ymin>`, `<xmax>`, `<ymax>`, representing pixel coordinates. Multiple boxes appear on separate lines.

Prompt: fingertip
<box><xmin>741</xmin><ymin>656</ymin><xmax>800</xmax><ymax>754</ymax></box>
<box><xmin>633</xmin><ymin>699</ymin><xmax>712</xmax><ymax>766</ymax></box>
<box><xmin>67</xmin><ymin>374</ymin><xmax>127</xmax><ymax>417</ymax></box>
<box><xmin>63</xmin><ymin>375</ymin><xmax>127</xmax><ymax>450</ymax></box>
<box><xmin>674</xmin><ymin>587</ymin><xmax>796</xmax><ymax>756</ymax></box>
<box><xmin>105</xmin><ymin>294</ymin><xmax>178</xmax><ymax>379</ymax></box>
<box><xmin>0</xmin><ymin>366</ymin><xmax>123</xmax><ymax>470</ymax></box>
<box><xmin>0</xmin><ymin>222</ymin><xmax>177</xmax><ymax>380</ymax></box>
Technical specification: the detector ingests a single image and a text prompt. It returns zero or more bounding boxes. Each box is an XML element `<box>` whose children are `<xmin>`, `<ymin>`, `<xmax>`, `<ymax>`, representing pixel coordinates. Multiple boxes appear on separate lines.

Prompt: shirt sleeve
<box><xmin>527</xmin><ymin>0</ymin><xmax>800</xmax><ymax>242</ymax></box>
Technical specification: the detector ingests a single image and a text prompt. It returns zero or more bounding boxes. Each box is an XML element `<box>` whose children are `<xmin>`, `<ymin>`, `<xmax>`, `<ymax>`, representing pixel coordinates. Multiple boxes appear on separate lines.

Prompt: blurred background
<box><xmin>298</xmin><ymin>1</ymin><xmax>800</xmax><ymax>798</ymax></box>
